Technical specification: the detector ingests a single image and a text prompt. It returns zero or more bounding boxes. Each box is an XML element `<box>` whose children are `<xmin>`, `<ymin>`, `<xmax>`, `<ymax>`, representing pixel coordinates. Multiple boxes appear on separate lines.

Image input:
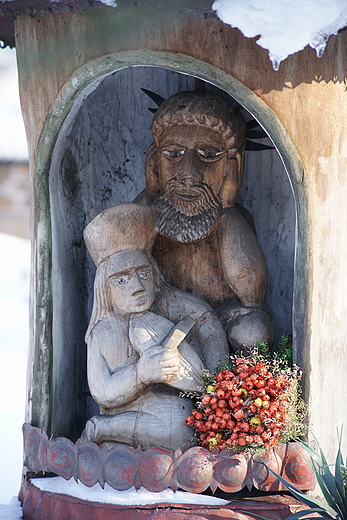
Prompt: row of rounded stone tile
<box><xmin>23</xmin><ymin>423</ymin><xmax>315</xmax><ymax>494</ymax></box>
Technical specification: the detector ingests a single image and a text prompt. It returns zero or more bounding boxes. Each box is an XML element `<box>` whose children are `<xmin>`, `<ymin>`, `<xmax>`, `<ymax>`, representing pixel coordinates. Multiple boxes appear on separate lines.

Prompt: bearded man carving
<box><xmin>136</xmin><ymin>91</ymin><xmax>273</xmax><ymax>351</ymax></box>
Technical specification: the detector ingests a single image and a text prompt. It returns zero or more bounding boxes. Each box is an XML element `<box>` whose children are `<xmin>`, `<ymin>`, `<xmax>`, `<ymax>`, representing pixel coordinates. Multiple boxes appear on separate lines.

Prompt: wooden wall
<box><xmin>15</xmin><ymin>1</ymin><xmax>347</xmax><ymax>458</ymax></box>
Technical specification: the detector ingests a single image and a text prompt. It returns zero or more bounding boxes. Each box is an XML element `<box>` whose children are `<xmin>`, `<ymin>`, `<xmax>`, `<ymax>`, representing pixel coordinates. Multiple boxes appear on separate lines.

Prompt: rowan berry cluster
<box><xmin>185</xmin><ymin>357</ymin><xmax>294</xmax><ymax>451</ymax></box>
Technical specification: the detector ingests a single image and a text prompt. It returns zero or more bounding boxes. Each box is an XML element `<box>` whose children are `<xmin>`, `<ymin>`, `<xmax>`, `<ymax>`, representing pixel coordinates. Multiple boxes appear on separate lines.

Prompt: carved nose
<box><xmin>131</xmin><ymin>272</ymin><xmax>145</xmax><ymax>295</ymax></box>
<box><xmin>177</xmin><ymin>152</ymin><xmax>203</xmax><ymax>184</ymax></box>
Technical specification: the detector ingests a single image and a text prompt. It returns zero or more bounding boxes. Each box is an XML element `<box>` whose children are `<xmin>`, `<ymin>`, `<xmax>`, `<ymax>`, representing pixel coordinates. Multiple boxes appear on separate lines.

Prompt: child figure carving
<box><xmin>82</xmin><ymin>203</ymin><xmax>229</xmax><ymax>451</ymax></box>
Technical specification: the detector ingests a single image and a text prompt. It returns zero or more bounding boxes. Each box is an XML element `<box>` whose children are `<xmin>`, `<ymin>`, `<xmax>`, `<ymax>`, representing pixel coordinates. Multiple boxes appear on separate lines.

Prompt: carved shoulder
<box><xmin>87</xmin><ymin>314</ymin><xmax>137</xmax><ymax>372</ymax></box>
<box><xmin>217</xmin><ymin>207</ymin><xmax>268</xmax><ymax>307</ymax></box>
<box><xmin>153</xmin><ymin>287</ymin><xmax>213</xmax><ymax>322</ymax></box>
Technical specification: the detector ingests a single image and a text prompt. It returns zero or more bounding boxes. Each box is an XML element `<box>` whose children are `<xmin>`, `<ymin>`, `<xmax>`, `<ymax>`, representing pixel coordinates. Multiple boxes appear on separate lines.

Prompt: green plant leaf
<box><xmin>295</xmin><ymin>440</ymin><xmax>324</xmax><ymax>466</ymax></box>
<box><xmin>316</xmin><ymin>452</ymin><xmax>345</xmax><ymax>515</ymax></box>
<box><xmin>314</xmin><ymin>467</ymin><xmax>345</xmax><ymax>517</ymax></box>
<box><xmin>283</xmin><ymin>508</ymin><xmax>337</xmax><ymax>520</ymax></box>
<box><xmin>289</xmin><ymin>440</ymin><xmax>345</xmax><ymax>517</ymax></box>
<box><xmin>265</xmin><ymin>465</ymin><xmax>339</xmax><ymax>518</ymax></box>
<box><xmin>334</xmin><ymin>447</ymin><xmax>344</xmax><ymax>498</ymax></box>
<box><xmin>265</xmin><ymin>431</ymin><xmax>347</xmax><ymax>520</ymax></box>
<box><xmin>334</xmin><ymin>429</ymin><xmax>347</xmax><ymax>507</ymax></box>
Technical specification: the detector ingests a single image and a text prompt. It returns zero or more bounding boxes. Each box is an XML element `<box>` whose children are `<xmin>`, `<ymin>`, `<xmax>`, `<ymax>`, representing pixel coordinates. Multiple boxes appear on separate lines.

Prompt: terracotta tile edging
<box><xmin>22</xmin><ymin>423</ymin><xmax>316</xmax><ymax>495</ymax></box>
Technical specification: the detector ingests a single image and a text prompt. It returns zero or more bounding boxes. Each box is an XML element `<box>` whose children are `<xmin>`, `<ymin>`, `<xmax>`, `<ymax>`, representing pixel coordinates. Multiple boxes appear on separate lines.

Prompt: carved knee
<box><xmin>227</xmin><ymin>308</ymin><xmax>273</xmax><ymax>353</ymax></box>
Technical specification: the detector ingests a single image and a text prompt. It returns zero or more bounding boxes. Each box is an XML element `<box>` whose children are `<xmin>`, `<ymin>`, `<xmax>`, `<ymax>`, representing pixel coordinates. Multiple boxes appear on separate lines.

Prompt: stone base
<box><xmin>19</xmin><ymin>476</ymin><xmax>306</xmax><ymax>520</ymax></box>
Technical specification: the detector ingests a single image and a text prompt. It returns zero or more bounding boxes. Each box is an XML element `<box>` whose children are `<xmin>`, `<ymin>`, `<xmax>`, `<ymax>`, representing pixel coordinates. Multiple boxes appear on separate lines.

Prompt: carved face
<box><xmin>151</xmin><ymin>125</ymin><xmax>228</xmax><ymax>243</ymax></box>
<box><xmin>106</xmin><ymin>250</ymin><xmax>156</xmax><ymax>317</ymax></box>
<box><xmin>158</xmin><ymin>125</ymin><xmax>228</xmax><ymax>202</ymax></box>
<box><xmin>147</xmin><ymin>92</ymin><xmax>246</xmax><ymax>217</ymax></box>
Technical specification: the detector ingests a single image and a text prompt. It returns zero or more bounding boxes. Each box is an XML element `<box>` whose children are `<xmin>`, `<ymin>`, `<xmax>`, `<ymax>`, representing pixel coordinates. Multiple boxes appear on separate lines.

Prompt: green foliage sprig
<box><xmin>267</xmin><ymin>430</ymin><xmax>347</xmax><ymax>520</ymax></box>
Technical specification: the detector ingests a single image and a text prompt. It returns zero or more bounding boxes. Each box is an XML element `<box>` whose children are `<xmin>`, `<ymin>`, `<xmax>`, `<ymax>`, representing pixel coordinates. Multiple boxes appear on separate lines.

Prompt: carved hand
<box><xmin>136</xmin><ymin>345</ymin><xmax>181</xmax><ymax>385</ymax></box>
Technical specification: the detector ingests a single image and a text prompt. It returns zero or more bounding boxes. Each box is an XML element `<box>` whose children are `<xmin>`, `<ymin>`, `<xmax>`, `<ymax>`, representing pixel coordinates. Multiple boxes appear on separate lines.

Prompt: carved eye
<box><xmin>162</xmin><ymin>150</ymin><xmax>185</xmax><ymax>158</ymax></box>
<box><xmin>137</xmin><ymin>269</ymin><xmax>152</xmax><ymax>280</ymax></box>
<box><xmin>110</xmin><ymin>275</ymin><xmax>130</xmax><ymax>286</ymax></box>
<box><xmin>197</xmin><ymin>149</ymin><xmax>225</xmax><ymax>161</ymax></box>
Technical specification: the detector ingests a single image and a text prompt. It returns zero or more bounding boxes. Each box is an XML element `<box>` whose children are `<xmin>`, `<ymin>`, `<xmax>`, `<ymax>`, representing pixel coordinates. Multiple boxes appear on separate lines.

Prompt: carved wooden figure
<box><xmin>137</xmin><ymin>91</ymin><xmax>273</xmax><ymax>351</ymax></box>
<box><xmin>82</xmin><ymin>203</ymin><xmax>229</xmax><ymax>451</ymax></box>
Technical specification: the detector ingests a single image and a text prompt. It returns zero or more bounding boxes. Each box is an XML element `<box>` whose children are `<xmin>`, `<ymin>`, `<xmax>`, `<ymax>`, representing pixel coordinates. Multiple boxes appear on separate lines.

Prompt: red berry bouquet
<box><xmin>185</xmin><ymin>337</ymin><xmax>307</xmax><ymax>452</ymax></box>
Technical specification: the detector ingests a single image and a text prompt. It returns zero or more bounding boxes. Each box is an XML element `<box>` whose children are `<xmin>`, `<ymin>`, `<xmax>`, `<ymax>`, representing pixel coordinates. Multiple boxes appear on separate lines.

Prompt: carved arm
<box><xmin>218</xmin><ymin>207</ymin><xmax>268</xmax><ymax>307</ymax></box>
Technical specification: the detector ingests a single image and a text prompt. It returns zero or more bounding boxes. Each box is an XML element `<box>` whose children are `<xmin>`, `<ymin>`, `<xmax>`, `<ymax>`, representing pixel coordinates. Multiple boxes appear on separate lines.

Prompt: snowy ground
<box><xmin>0</xmin><ymin>498</ymin><xmax>23</xmax><ymax>520</ymax></box>
<box><xmin>0</xmin><ymin>44</ymin><xmax>29</xmax><ymax>520</ymax></box>
<box><xmin>0</xmin><ymin>48</ymin><xmax>28</xmax><ymax>162</ymax></box>
<box><xmin>0</xmin><ymin>233</ymin><xmax>30</xmax><ymax>519</ymax></box>
<box><xmin>32</xmin><ymin>477</ymin><xmax>229</xmax><ymax>506</ymax></box>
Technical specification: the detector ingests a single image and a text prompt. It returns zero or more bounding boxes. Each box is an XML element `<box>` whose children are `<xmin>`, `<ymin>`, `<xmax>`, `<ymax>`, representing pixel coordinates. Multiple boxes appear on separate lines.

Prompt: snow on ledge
<box><xmin>31</xmin><ymin>477</ymin><xmax>229</xmax><ymax>506</ymax></box>
<box><xmin>0</xmin><ymin>497</ymin><xmax>23</xmax><ymax>520</ymax></box>
<box><xmin>212</xmin><ymin>0</ymin><xmax>347</xmax><ymax>70</ymax></box>
<box><xmin>98</xmin><ymin>0</ymin><xmax>117</xmax><ymax>6</ymax></box>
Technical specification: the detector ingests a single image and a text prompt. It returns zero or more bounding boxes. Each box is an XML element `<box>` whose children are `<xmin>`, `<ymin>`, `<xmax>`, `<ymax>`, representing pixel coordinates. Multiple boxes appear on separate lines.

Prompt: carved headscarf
<box><xmin>84</xmin><ymin>203</ymin><xmax>159</xmax><ymax>339</ymax></box>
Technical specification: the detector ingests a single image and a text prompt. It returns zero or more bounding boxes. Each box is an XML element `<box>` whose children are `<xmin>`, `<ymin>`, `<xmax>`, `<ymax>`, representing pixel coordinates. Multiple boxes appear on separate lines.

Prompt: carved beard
<box><xmin>153</xmin><ymin>179</ymin><xmax>222</xmax><ymax>244</ymax></box>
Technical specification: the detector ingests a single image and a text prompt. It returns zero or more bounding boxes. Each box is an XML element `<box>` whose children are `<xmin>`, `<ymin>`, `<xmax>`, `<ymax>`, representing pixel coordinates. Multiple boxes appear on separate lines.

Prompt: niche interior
<box><xmin>47</xmin><ymin>66</ymin><xmax>295</xmax><ymax>440</ymax></box>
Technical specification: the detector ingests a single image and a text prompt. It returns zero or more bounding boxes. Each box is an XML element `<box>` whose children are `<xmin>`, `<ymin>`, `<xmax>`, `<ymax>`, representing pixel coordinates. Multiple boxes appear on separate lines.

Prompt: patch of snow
<box><xmin>0</xmin><ymin>497</ymin><xmax>23</xmax><ymax>520</ymax></box>
<box><xmin>212</xmin><ymin>0</ymin><xmax>347</xmax><ymax>70</ymax></box>
<box><xmin>97</xmin><ymin>0</ymin><xmax>117</xmax><ymax>6</ymax></box>
<box><xmin>32</xmin><ymin>477</ymin><xmax>229</xmax><ymax>506</ymax></box>
<box><xmin>0</xmin><ymin>233</ymin><xmax>30</xmax><ymax>506</ymax></box>
<box><xmin>0</xmin><ymin>48</ymin><xmax>28</xmax><ymax>161</ymax></box>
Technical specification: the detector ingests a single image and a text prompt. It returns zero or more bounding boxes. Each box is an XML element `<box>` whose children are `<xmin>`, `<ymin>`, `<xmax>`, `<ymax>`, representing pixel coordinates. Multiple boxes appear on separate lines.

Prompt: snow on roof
<box><xmin>98</xmin><ymin>0</ymin><xmax>347</xmax><ymax>69</ymax></box>
<box><xmin>98</xmin><ymin>0</ymin><xmax>117</xmax><ymax>5</ymax></box>
<box><xmin>212</xmin><ymin>0</ymin><xmax>347</xmax><ymax>70</ymax></box>
<box><xmin>96</xmin><ymin>0</ymin><xmax>347</xmax><ymax>69</ymax></box>
<box><xmin>1</xmin><ymin>0</ymin><xmax>347</xmax><ymax>70</ymax></box>
<box><xmin>0</xmin><ymin>47</ymin><xmax>28</xmax><ymax>161</ymax></box>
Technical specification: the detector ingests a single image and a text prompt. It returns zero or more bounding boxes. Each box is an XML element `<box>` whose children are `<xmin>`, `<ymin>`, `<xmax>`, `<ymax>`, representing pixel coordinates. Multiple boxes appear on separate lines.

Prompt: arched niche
<box><xmin>31</xmin><ymin>51</ymin><xmax>306</xmax><ymax>440</ymax></box>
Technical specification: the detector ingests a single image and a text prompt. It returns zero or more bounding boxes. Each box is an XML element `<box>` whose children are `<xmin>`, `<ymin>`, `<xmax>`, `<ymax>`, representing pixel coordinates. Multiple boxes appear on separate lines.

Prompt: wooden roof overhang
<box><xmin>0</xmin><ymin>0</ymin><xmax>96</xmax><ymax>47</ymax></box>
<box><xmin>0</xmin><ymin>0</ymin><xmax>214</xmax><ymax>48</ymax></box>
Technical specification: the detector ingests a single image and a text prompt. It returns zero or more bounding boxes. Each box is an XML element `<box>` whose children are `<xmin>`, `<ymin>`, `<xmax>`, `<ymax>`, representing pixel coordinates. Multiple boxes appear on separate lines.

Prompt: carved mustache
<box><xmin>163</xmin><ymin>178</ymin><xmax>220</xmax><ymax>215</ymax></box>
<box><xmin>165</xmin><ymin>177</ymin><xmax>210</xmax><ymax>194</ymax></box>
